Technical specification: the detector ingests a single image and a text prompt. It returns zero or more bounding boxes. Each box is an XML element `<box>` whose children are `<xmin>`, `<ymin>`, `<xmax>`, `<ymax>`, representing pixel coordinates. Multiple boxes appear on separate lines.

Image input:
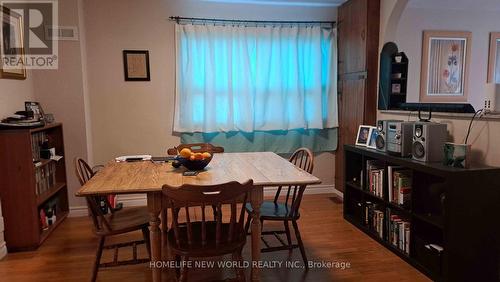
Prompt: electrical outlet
<box><xmin>484</xmin><ymin>99</ymin><xmax>492</xmax><ymax>111</ymax></box>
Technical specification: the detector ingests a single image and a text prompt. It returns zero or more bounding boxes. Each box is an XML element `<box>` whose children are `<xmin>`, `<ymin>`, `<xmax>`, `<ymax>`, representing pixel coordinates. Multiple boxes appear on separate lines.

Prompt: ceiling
<box><xmin>199</xmin><ymin>0</ymin><xmax>347</xmax><ymax>7</ymax></box>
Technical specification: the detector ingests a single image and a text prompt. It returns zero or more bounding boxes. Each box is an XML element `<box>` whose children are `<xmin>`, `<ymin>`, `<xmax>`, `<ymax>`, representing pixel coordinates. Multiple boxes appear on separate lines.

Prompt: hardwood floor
<box><xmin>0</xmin><ymin>194</ymin><xmax>430</xmax><ymax>281</ymax></box>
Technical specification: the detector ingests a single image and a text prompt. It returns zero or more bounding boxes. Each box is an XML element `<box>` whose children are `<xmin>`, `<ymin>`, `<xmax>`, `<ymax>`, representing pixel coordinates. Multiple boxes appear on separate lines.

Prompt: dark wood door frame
<box><xmin>335</xmin><ymin>0</ymin><xmax>380</xmax><ymax>193</ymax></box>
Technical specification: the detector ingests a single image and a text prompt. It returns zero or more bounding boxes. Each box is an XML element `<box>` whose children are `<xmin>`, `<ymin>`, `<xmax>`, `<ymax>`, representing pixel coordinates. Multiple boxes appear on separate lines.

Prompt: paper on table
<box><xmin>115</xmin><ymin>155</ymin><xmax>152</xmax><ymax>162</ymax></box>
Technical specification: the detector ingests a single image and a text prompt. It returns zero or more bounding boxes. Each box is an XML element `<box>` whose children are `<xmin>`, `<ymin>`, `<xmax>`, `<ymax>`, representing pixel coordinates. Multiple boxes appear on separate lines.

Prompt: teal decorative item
<box><xmin>443</xmin><ymin>142</ymin><xmax>470</xmax><ymax>168</ymax></box>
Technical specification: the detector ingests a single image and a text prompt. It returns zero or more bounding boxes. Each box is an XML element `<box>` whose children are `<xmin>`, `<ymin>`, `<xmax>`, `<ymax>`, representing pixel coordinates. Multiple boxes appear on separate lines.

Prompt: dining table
<box><xmin>76</xmin><ymin>152</ymin><xmax>321</xmax><ymax>282</ymax></box>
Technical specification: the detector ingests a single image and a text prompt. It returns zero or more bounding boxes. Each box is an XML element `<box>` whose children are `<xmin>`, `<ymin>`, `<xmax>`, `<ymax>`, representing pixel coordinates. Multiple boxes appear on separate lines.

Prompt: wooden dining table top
<box><xmin>76</xmin><ymin>152</ymin><xmax>322</xmax><ymax>196</ymax></box>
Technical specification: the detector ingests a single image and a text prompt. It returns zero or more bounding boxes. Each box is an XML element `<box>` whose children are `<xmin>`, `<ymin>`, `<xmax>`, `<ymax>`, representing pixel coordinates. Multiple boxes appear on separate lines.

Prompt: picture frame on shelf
<box><xmin>123</xmin><ymin>50</ymin><xmax>150</xmax><ymax>81</ymax></box>
<box><xmin>25</xmin><ymin>101</ymin><xmax>45</xmax><ymax>121</ymax></box>
<box><xmin>366</xmin><ymin>127</ymin><xmax>378</xmax><ymax>149</ymax></box>
<box><xmin>420</xmin><ymin>30</ymin><xmax>471</xmax><ymax>103</ymax></box>
<box><xmin>1</xmin><ymin>6</ymin><xmax>27</xmax><ymax>80</ymax></box>
<box><xmin>356</xmin><ymin>125</ymin><xmax>373</xmax><ymax>147</ymax></box>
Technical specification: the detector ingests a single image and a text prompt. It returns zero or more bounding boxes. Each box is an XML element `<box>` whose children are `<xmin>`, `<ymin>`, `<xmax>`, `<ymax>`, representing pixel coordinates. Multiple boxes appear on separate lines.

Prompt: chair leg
<box><xmin>142</xmin><ymin>227</ymin><xmax>151</xmax><ymax>259</ymax></box>
<box><xmin>244</xmin><ymin>212</ymin><xmax>252</xmax><ymax>234</ymax></box>
<box><xmin>232</xmin><ymin>248</ymin><xmax>246</xmax><ymax>282</ymax></box>
<box><xmin>175</xmin><ymin>254</ymin><xmax>181</xmax><ymax>278</ymax></box>
<box><xmin>284</xmin><ymin>220</ymin><xmax>292</xmax><ymax>248</ymax></box>
<box><xmin>292</xmin><ymin>220</ymin><xmax>308</xmax><ymax>270</ymax></box>
<box><xmin>92</xmin><ymin>236</ymin><xmax>105</xmax><ymax>282</ymax></box>
<box><xmin>179</xmin><ymin>256</ymin><xmax>189</xmax><ymax>282</ymax></box>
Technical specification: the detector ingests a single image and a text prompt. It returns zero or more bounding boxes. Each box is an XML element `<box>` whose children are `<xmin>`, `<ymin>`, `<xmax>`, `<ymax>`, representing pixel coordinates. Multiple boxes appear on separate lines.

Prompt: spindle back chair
<box><xmin>163</xmin><ymin>180</ymin><xmax>253</xmax><ymax>281</ymax></box>
<box><xmin>244</xmin><ymin>148</ymin><xmax>314</xmax><ymax>269</ymax></box>
<box><xmin>75</xmin><ymin>158</ymin><xmax>151</xmax><ymax>282</ymax></box>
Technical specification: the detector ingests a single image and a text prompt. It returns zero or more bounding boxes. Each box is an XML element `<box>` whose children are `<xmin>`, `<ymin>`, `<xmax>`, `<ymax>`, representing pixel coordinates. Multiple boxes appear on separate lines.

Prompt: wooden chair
<box><xmin>163</xmin><ymin>180</ymin><xmax>253</xmax><ymax>282</ymax></box>
<box><xmin>74</xmin><ymin>158</ymin><xmax>151</xmax><ymax>282</ymax></box>
<box><xmin>166</xmin><ymin>143</ymin><xmax>225</xmax><ymax>155</ymax></box>
<box><xmin>165</xmin><ymin>143</ymin><xmax>225</xmax><ymax>221</ymax></box>
<box><xmin>244</xmin><ymin>148</ymin><xmax>314</xmax><ymax>269</ymax></box>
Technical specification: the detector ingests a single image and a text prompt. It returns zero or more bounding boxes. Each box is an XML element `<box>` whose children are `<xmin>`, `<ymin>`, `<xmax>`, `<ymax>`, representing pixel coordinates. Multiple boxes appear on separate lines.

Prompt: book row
<box><xmin>35</xmin><ymin>162</ymin><xmax>57</xmax><ymax>196</ymax></box>
<box><xmin>365</xmin><ymin>202</ymin><xmax>411</xmax><ymax>255</ymax></box>
<box><xmin>388</xmin><ymin>210</ymin><xmax>411</xmax><ymax>255</ymax></box>
<box><xmin>364</xmin><ymin>160</ymin><xmax>412</xmax><ymax>208</ymax></box>
<box><xmin>31</xmin><ymin>131</ymin><xmax>47</xmax><ymax>162</ymax></box>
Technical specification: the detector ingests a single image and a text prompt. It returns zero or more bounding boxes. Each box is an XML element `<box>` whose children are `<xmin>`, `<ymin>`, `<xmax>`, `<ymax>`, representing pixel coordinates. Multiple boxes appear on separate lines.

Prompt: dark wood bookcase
<box><xmin>343</xmin><ymin>145</ymin><xmax>500</xmax><ymax>281</ymax></box>
<box><xmin>0</xmin><ymin>123</ymin><xmax>69</xmax><ymax>251</ymax></box>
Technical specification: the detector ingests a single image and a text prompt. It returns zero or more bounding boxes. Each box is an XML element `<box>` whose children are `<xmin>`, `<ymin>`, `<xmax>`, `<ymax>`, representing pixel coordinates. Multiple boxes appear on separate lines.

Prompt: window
<box><xmin>174</xmin><ymin>23</ymin><xmax>338</xmax><ymax>133</ymax></box>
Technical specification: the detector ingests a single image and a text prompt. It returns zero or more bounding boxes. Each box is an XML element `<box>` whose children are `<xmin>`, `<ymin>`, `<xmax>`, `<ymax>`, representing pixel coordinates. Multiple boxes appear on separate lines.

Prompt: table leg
<box><xmin>161</xmin><ymin>198</ymin><xmax>174</xmax><ymax>279</ymax></box>
<box><xmin>147</xmin><ymin>192</ymin><xmax>162</xmax><ymax>282</ymax></box>
<box><xmin>250</xmin><ymin>186</ymin><xmax>264</xmax><ymax>282</ymax></box>
<box><xmin>161</xmin><ymin>198</ymin><xmax>169</xmax><ymax>260</ymax></box>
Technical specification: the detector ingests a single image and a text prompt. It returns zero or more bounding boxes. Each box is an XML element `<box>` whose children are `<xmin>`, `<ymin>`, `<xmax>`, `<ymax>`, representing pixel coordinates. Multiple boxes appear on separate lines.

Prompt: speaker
<box><xmin>375</xmin><ymin>120</ymin><xmax>403</xmax><ymax>152</ymax></box>
<box><xmin>387</xmin><ymin>121</ymin><xmax>414</xmax><ymax>157</ymax></box>
<box><xmin>412</xmin><ymin>122</ymin><xmax>447</xmax><ymax>162</ymax></box>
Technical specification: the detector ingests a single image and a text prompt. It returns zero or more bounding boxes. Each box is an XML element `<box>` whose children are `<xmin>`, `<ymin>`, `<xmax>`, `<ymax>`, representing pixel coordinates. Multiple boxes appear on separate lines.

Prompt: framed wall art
<box><xmin>420</xmin><ymin>30</ymin><xmax>471</xmax><ymax>103</ymax></box>
<box><xmin>487</xmin><ymin>32</ymin><xmax>500</xmax><ymax>83</ymax></box>
<box><xmin>1</xmin><ymin>6</ymin><xmax>26</xmax><ymax>79</ymax></box>
<box><xmin>123</xmin><ymin>50</ymin><xmax>150</xmax><ymax>81</ymax></box>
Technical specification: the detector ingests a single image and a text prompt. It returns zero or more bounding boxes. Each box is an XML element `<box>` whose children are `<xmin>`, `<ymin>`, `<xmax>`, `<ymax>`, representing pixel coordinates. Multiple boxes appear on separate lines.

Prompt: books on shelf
<box><xmin>366</xmin><ymin>160</ymin><xmax>385</xmax><ymax>198</ymax></box>
<box><xmin>389</xmin><ymin>168</ymin><xmax>412</xmax><ymax>208</ymax></box>
<box><xmin>388</xmin><ymin>209</ymin><xmax>411</xmax><ymax>255</ymax></box>
<box><xmin>31</xmin><ymin>131</ymin><xmax>47</xmax><ymax>162</ymax></box>
<box><xmin>35</xmin><ymin>162</ymin><xmax>57</xmax><ymax>196</ymax></box>
<box><xmin>364</xmin><ymin>201</ymin><xmax>384</xmax><ymax>239</ymax></box>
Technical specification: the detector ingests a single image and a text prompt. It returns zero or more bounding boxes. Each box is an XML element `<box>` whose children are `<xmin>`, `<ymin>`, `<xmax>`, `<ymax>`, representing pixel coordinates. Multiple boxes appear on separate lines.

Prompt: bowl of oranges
<box><xmin>174</xmin><ymin>148</ymin><xmax>213</xmax><ymax>171</ymax></box>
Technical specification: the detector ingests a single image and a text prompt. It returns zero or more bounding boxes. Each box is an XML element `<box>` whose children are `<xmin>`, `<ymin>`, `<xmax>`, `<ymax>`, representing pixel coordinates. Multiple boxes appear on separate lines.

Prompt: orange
<box><xmin>179</xmin><ymin>148</ymin><xmax>192</xmax><ymax>158</ymax></box>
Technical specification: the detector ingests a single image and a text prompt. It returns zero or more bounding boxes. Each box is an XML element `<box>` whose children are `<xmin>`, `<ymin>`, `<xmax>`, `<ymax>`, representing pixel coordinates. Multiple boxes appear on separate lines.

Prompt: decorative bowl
<box><xmin>175</xmin><ymin>155</ymin><xmax>213</xmax><ymax>171</ymax></box>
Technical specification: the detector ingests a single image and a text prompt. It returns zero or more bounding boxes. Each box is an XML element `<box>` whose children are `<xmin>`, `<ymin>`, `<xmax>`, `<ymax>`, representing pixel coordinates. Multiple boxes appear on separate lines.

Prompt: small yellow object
<box><xmin>202</xmin><ymin>152</ymin><xmax>212</xmax><ymax>159</ymax></box>
<box><xmin>189</xmin><ymin>155</ymin><xmax>196</xmax><ymax>161</ymax></box>
<box><xmin>194</xmin><ymin>153</ymin><xmax>204</xmax><ymax>160</ymax></box>
<box><xmin>179</xmin><ymin>148</ymin><xmax>192</xmax><ymax>158</ymax></box>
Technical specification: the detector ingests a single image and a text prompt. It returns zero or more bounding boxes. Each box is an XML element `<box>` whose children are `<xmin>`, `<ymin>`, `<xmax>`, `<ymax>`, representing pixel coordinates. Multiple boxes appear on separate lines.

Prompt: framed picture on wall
<box><xmin>1</xmin><ymin>6</ymin><xmax>27</xmax><ymax>80</ymax></box>
<box><xmin>487</xmin><ymin>32</ymin><xmax>500</xmax><ymax>83</ymax></box>
<box><xmin>123</xmin><ymin>50</ymin><xmax>150</xmax><ymax>81</ymax></box>
<box><xmin>420</xmin><ymin>30</ymin><xmax>471</xmax><ymax>103</ymax></box>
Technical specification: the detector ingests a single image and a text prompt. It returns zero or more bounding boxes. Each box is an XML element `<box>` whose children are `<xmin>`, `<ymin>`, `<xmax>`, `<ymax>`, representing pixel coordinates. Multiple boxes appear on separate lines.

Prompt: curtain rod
<box><xmin>169</xmin><ymin>16</ymin><xmax>336</xmax><ymax>26</ymax></box>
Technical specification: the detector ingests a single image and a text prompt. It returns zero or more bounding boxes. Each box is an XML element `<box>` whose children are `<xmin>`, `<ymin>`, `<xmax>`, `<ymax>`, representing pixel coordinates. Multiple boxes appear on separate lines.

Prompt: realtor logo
<box><xmin>1</xmin><ymin>0</ymin><xmax>58</xmax><ymax>70</ymax></box>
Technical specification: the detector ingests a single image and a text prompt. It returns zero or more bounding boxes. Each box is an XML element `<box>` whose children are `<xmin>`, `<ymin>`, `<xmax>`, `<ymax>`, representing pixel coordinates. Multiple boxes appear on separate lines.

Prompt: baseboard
<box><xmin>329</xmin><ymin>185</ymin><xmax>344</xmax><ymax>199</ymax></box>
<box><xmin>68</xmin><ymin>206</ymin><xmax>88</xmax><ymax>217</ymax></box>
<box><xmin>69</xmin><ymin>185</ymin><xmax>343</xmax><ymax>217</ymax></box>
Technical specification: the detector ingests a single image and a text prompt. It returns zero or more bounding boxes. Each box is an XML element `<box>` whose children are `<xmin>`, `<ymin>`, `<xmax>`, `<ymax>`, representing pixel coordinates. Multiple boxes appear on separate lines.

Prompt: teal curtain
<box><xmin>174</xmin><ymin>23</ymin><xmax>338</xmax><ymax>133</ymax></box>
<box><xmin>181</xmin><ymin>128</ymin><xmax>337</xmax><ymax>154</ymax></box>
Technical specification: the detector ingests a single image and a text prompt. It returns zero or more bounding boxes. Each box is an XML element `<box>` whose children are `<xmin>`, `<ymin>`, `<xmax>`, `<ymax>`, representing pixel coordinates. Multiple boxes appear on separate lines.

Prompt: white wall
<box><xmin>393</xmin><ymin>0</ymin><xmax>500</xmax><ymax>110</ymax></box>
<box><xmin>0</xmin><ymin>74</ymin><xmax>35</xmax><ymax>118</ymax></box>
<box><xmin>379</xmin><ymin>0</ymin><xmax>500</xmax><ymax>167</ymax></box>
<box><xmin>33</xmin><ymin>0</ymin><xmax>89</xmax><ymax>207</ymax></box>
<box><xmin>83</xmin><ymin>0</ymin><xmax>338</xmax><ymax>191</ymax></box>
